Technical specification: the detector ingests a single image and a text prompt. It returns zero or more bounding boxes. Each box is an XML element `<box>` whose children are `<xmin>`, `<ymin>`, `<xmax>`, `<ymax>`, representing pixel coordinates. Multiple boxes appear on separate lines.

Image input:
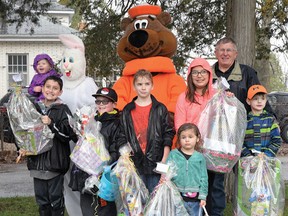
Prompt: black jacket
<box><xmin>27</xmin><ymin>101</ymin><xmax>77</xmax><ymax>174</ymax></box>
<box><xmin>69</xmin><ymin>109</ymin><xmax>122</xmax><ymax>192</ymax></box>
<box><xmin>117</xmin><ymin>95</ymin><xmax>175</xmax><ymax>175</ymax></box>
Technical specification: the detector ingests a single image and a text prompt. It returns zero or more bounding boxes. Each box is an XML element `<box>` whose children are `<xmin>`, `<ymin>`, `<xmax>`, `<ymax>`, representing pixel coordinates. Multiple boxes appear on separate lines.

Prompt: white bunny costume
<box><xmin>58</xmin><ymin>34</ymin><xmax>98</xmax><ymax>216</ymax></box>
<box><xmin>59</xmin><ymin>34</ymin><xmax>98</xmax><ymax>114</ymax></box>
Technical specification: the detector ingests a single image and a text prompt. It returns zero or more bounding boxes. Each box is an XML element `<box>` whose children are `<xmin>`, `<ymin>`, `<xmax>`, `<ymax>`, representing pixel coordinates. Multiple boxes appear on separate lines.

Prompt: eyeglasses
<box><xmin>217</xmin><ymin>48</ymin><xmax>236</xmax><ymax>53</ymax></box>
<box><xmin>95</xmin><ymin>100</ymin><xmax>111</xmax><ymax>105</ymax></box>
<box><xmin>191</xmin><ymin>70</ymin><xmax>208</xmax><ymax>77</ymax></box>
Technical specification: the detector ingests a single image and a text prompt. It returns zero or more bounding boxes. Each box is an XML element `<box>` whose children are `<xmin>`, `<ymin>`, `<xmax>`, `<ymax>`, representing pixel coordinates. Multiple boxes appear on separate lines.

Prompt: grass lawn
<box><xmin>0</xmin><ymin>185</ymin><xmax>287</xmax><ymax>215</ymax></box>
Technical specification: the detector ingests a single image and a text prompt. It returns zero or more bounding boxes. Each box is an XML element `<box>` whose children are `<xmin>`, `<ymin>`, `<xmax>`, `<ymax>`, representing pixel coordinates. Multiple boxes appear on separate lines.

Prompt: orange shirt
<box><xmin>131</xmin><ymin>103</ymin><xmax>152</xmax><ymax>154</ymax></box>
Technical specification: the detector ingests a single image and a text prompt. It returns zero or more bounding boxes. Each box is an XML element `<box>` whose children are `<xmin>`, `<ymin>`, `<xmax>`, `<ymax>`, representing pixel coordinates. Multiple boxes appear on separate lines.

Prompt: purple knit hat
<box><xmin>33</xmin><ymin>54</ymin><xmax>55</xmax><ymax>72</ymax></box>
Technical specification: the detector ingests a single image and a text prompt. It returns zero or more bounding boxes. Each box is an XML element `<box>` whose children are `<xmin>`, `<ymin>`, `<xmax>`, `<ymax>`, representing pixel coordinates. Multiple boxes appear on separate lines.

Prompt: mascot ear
<box><xmin>157</xmin><ymin>12</ymin><xmax>172</xmax><ymax>26</ymax></box>
<box><xmin>58</xmin><ymin>34</ymin><xmax>85</xmax><ymax>53</ymax></box>
<box><xmin>120</xmin><ymin>17</ymin><xmax>132</xmax><ymax>31</ymax></box>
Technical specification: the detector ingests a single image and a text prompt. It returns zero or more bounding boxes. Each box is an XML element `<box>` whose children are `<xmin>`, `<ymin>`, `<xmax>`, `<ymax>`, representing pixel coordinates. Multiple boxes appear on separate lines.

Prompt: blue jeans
<box><xmin>140</xmin><ymin>174</ymin><xmax>160</xmax><ymax>194</ymax></box>
<box><xmin>206</xmin><ymin>171</ymin><xmax>226</xmax><ymax>216</ymax></box>
<box><xmin>184</xmin><ymin>201</ymin><xmax>202</xmax><ymax>216</ymax></box>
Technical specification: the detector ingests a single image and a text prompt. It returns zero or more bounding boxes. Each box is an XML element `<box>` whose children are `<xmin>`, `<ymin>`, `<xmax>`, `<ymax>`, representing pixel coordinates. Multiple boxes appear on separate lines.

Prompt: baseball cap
<box><xmin>247</xmin><ymin>85</ymin><xmax>267</xmax><ymax>100</ymax></box>
<box><xmin>92</xmin><ymin>88</ymin><xmax>118</xmax><ymax>102</ymax></box>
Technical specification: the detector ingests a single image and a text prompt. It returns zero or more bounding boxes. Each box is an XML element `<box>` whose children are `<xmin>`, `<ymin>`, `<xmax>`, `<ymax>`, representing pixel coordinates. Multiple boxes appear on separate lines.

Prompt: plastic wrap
<box><xmin>237</xmin><ymin>155</ymin><xmax>285</xmax><ymax>216</ymax></box>
<box><xmin>68</xmin><ymin>105</ymin><xmax>96</xmax><ymax>136</ymax></box>
<box><xmin>70</xmin><ymin>118</ymin><xmax>110</xmax><ymax>176</ymax></box>
<box><xmin>7</xmin><ymin>87</ymin><xmax>54</xmax><ymax>155</ymax></box>
<box><xmin>112</xmin><ymin>144</ymin><xmax>149</xmax><ymax>215</ymax></box>
<box><xmin>144</xmin><ymin>161</ymin><xmax>189</xmax><ymax>216</ymax></box>
<box><xmin>198</xmin><ymin>77</ymin><xmax>247</xmax><ymax>173</ymax></box>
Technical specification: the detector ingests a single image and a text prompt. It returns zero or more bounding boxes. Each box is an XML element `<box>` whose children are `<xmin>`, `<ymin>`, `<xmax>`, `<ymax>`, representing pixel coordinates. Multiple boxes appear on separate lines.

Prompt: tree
<box><xmin>0</xmin><ymin>0</ymin><xmax>52</xmax><ymax>34</ymax></box>
<box><xmin>65</xmin><ymin>0</ymin><xmax>287</xmax><ymax>90</ymax></box>
<box><xmin>227</xmin><ymin>0</ymin><xmax>256</xmax><ymax>67</ymax></box>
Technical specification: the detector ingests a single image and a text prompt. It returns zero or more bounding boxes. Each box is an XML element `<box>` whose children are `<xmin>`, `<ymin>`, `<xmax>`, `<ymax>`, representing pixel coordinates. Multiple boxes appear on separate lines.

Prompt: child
<box><xmin>27</xmin><ymin>75</ymin><xmax>77</xmax><ymax>215</ymax></box>
<box><xmin>69</xmin><ymin>87</ymin><xmax>121</xmax><ymax>216</ymax></box>
<box><xmin>174</xmin><ymin>57</ymin><xmax>215</xmax><ymax>131</ymax></box>
<box><xmin>167</xmin><ymin>123</ymin><xmax>208</xmax><ymax>216</ymax></box>
<box><xmin>242</xmin><ymin>84</ymin><xmax>282</xmax><ymax>157</ymax></box>
<box><xmin>174</xmin><ymin>57</ymin><xmax>234</xmax><ymax>215</ymax></box>
<box><xmin>117</xmin><ymin>69</ymin><xmax>175</xmax><ymax>193</ymax></box>
<box><xmin>236</xmin><ymin>84</ymin><xmax>282</xmax><ymax>215</ymax></box>
<box><xmin>28</xmin><ymin>53</ymin><xmax>60</xmax><ymax>101</ymax></box>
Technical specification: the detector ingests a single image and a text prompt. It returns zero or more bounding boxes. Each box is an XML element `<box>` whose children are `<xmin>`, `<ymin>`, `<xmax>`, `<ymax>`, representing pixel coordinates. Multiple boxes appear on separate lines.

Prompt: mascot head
<box><xmin>117</xmin><ymin>4</ymin><xmax>177</xmax><ymax>62</ymax></box>
<box><xmin>59</xmin><ymin>34</ymin><xmax>86</xmax><ymax>88</ymax></box>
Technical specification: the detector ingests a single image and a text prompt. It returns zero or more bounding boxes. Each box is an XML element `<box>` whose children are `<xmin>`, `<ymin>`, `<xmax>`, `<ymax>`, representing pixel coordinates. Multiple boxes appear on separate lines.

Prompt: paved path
<box><xmin>278</xmin><ymin>156</ymin><xmax>288</xmax><ymax>183</ymax></box>
<box><xmin>0</xmin><ymin>163</ymin><xmax>34</xmax><ymax>198</ymax></box>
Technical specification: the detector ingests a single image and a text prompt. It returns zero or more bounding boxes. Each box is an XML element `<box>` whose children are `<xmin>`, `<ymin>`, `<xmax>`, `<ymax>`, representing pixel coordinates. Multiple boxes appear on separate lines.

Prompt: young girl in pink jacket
<box><xmin>174</xmin><ymin>57</ymin><xmax>216</xmax><ymax>131</ymax></box>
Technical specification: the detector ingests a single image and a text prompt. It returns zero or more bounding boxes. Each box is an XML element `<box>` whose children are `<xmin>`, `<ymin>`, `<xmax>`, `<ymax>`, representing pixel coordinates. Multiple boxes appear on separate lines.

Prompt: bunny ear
<box><xmin>59</xmin><ymin>34</ymin><xmax>85</xmax><ymax>53</ymax></box>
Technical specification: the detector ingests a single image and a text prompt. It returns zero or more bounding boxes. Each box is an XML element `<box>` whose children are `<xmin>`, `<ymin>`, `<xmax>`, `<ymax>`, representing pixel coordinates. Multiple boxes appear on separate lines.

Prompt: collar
<box><xmin>213</xmin><ymin>61</ymin><xmax>242</xmax><ymax>81</ymax></box>
<box><xmin>123</xmin><ymin>56</ymin><xmax>176</xmax><ymax>76</ymax></box>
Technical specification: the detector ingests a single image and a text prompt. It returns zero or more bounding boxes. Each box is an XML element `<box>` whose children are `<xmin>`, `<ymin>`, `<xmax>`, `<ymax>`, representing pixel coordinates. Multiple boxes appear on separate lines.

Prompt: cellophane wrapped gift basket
<box><xmin>237</xmin><ymin>155</ymin><xmax>285</xmax><ymax>216</ymax></box>
<box><xmin>198</xmin><ymin>77</ymin><xmax>247</xmax><ymax>173</ymax></box>
<box><xmin>68</xmin><ymin>106</ymin><xmax>111</xmax><ymax>194</ymax></box>
<box><xmin>7</xmin><ymin>86</ymin><xmax>54</xmax><ymax>159</ymax></box>
<box><xmin>69</xmin><ymin>119</ymin><xmax>110</xmax><ymax>176</ymax></box>
<box><xmin>112</xmin><ymin>144</ymin><xmax>149</xmax><ymax>216</ymax></box>
<box><xmin>144</xmin><ymin>161</ymin><xmax>189</xmax><ymax>216</ymax></box>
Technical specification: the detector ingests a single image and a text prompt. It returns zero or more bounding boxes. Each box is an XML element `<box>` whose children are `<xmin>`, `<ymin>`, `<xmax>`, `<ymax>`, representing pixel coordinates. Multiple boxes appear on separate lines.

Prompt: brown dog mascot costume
<box><xmin>113</xmin><ymin>4</ymin><xmax>186</xmax><ymax>114</ymax></box>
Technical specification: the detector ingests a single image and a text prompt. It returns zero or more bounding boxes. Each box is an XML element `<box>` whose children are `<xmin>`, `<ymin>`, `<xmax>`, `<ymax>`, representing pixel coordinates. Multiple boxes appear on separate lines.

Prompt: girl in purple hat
<box><xmin>28</xmin><ymin>53</ymin><xmax>61</xmax><ymax>101</ymax></box>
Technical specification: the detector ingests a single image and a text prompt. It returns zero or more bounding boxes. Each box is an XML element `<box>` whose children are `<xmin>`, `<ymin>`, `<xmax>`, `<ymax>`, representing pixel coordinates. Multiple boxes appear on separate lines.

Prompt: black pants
<box><xmin>80</xmin><ymin>193</ymin><xmax>117</xmax><ymax>216</ymax></box>
<box><xmin>206</xmin><ymin>171</ymin><xmax>226</xmax><ymax>216</ymax></box>
<box><xmin>34</xmin><ymin>174</ymin><xmax>65</xmax><ymax>216</ymax></box>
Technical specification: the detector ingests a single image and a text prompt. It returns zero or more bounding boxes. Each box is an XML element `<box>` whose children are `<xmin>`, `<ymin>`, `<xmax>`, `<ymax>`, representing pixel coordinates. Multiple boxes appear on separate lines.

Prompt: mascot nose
<box><xmin>64</xmin><ymin>62</ymin><xmax>69</xmax><ymax>68</ymax></box>
<box><xmin>128</xmin><ymin>30</ymin><xmax>148</xmax><ymax>48</ymax></box>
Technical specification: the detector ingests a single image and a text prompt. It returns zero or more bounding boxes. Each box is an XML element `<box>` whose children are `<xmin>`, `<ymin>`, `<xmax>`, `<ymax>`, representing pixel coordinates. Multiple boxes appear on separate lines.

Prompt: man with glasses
<box><xmin>212</xmin><ymin>37</ymin><xmax>261</xmax><ymax>112</ymax></box>
<box><xmin>208</xmin><ymin>37</ymin><xmax>261</xmax><ymax>216</ymax></box>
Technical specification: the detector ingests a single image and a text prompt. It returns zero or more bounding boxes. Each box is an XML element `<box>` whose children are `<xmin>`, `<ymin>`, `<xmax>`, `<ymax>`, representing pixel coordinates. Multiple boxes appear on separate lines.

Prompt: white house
<box><xmin>0</xmin><ymin>0</ymin><xmax>77</xmax><ymax>98</ymax></box>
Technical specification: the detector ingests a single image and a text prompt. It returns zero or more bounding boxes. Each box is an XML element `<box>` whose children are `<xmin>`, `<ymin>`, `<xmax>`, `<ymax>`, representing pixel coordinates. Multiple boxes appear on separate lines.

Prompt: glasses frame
<box><xmin>95</xmin><ymin>99</ymin><xmax>112</xmax><ymax>105</ymax></box>
<box><xmin>190</xmin><ymin>70</ymin><xmax>208</xmax><ymax>77</ymax></box>
<box><xmin>216</xmin><ymin>48</ymin><xmax>236</xmax><ymax>53</ymax></box>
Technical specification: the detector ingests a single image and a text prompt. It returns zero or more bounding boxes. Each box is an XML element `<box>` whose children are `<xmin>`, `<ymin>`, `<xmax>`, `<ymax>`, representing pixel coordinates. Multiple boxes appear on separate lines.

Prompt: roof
<box><xmin>0</xmin><ymin>0</ymin><xmax>77</xmax><ymax>41</ymax></box>
<box><xmin>0</xmin><ymin>15</ymin><xmax>78</xmax><ymax>41</ymax></box>
<box><xmin>45</xmin><ymin>0</ymin><xmax>74</xmax><ymax>13</ymax></box>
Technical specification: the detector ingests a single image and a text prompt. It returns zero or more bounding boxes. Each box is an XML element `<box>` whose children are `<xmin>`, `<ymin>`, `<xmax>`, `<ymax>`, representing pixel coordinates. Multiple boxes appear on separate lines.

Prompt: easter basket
<box><xmin>237</xmin><ymin>155</ymin><xmax>285</xmax><ymax>215</ymax></box>
<box><xmin>198</xmin><ymin>78</ymin><xmax>246</xmax><ymax>173</ymax></box>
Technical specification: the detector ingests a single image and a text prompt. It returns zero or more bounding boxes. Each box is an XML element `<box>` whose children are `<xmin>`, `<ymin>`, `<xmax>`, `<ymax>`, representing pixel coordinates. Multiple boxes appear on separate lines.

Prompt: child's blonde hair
<box><xmin>177</xmin><ymin>123</ymin><xmax>203</xmax><ymax>150</ymax></box>
<box><xmin>133</xmin><ymin>69</ymin><xmax>153</xmax><ymax>85</ymax></box>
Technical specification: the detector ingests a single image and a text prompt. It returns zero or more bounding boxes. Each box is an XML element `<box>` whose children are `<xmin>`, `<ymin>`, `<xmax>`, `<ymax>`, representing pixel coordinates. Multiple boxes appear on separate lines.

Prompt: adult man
<box><xmin>213</xmin><ymin>37</ymin><xmax>261</xmax><ymax>112</ymax></box>
<box><xmin>208</xmin><ymin>37</ymin><xmax>261</xmax><ymax>216</ymax></box>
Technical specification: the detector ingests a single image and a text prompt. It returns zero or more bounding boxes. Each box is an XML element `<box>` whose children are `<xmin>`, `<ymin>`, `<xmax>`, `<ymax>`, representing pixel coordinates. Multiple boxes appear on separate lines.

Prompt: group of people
<box><xmin>24</xmin><ymin>36</ymin><xmax>281</xmax><ymax>216</ymax></box>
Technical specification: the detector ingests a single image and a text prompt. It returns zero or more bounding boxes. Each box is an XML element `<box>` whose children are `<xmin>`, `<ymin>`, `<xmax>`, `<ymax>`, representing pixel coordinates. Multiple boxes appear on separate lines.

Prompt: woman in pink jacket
<box><xmin>174</xmin><ymin>57</ymin><xmax>215</xmax><ymax>131</ymax></box>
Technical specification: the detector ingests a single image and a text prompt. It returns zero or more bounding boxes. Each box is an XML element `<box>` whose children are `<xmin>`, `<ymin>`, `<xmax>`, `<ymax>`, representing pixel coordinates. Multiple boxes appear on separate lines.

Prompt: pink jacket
<box><xmin>174</xmin><ymin>58</ymin><xmax>216</xmax><ymax>131</ymax></box>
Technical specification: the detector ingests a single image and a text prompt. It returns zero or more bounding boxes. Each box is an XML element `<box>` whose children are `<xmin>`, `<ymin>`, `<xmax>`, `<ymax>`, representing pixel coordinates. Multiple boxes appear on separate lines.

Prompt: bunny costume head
<box><xmin>59</xmin><ymin>34</ymin><xmax>86</xmax><ymax>89</ymax></box>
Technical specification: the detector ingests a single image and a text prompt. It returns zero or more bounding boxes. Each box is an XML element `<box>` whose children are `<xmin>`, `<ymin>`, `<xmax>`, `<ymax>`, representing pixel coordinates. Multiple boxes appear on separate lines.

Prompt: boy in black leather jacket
<box><xmin>117</xmin><ymin>69</ymin><xmax>175</xmax><ymax>193</ymax></box>
<box><xmin>27</xmin><ymin>75</ymin><xmax>77</xmax><ymax>216</ymax></box>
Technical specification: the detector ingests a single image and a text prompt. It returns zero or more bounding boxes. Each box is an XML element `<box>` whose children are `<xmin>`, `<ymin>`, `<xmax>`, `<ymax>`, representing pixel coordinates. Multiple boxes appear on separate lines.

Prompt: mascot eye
<box><xmin>134</xmin><ymin>20</ymin><xmax>148</xmax><ymax>30</ymax></box>
<box><xmin>69</xmin><ymin>57</ymin><xmax>74</xmax><ymax>63</ymax></box>
<box><xmin>63</xmin><ymin>57</ymin><xmax>66</xmax><ymax>63</ymax></box>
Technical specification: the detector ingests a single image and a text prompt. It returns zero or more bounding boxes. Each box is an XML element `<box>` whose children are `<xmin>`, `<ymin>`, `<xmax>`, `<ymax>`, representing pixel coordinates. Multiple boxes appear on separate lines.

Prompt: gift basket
<box><xmin>69</xmin><ymin>118</ymin><xmax>110</xmax><ymax>177</ymax></box>
<box><xmin>237</xmin><ymin>155</ymin><xmax>285</xmax><ymax>216</ymax></box>
<box><xmin>112</xmin><ymin>144</ymin><xmax>149</xmax><ymax>216</ymax></box>
<box><xmin>7</xmin><ymin>86</ymin><xmax>54</xmax><ymax>159</ymax></box>
<box><xmin>198</xmin><ymin>77</ymin><xmax>247</xmax><ymax>173</ymax></box>
<box><xmin>144</xmin><ymin>161</ymin><xmax>189</xmax><ymax>216</ymax></box>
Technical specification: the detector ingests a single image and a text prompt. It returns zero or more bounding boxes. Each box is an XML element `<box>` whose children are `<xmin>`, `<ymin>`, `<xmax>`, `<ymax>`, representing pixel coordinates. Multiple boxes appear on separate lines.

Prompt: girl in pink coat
<box><xmin>174</xmin><ymin>58</ymin><xmax>215</xmax><ymax>131</ymax></box>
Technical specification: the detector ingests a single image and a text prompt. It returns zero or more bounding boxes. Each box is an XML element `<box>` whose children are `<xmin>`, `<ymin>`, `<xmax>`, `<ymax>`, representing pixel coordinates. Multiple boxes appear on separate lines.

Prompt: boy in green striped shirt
<box><xmin>241</xmin><ymin>84</ymin><xmax>281</xmax><ymax>157</ymax></box>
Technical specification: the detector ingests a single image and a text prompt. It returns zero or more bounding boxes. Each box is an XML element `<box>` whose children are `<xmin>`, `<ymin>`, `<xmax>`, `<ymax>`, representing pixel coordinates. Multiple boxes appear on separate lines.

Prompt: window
<box><xmin>7</xmin><ymin>54</ymin><xmax>28</xmax><ymax>86</ymax></box>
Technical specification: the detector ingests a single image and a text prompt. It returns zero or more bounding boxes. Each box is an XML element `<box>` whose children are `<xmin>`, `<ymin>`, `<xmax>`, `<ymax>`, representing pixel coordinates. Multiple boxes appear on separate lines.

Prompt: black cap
<box><xmin>92</xmin><ymin>87</ymin><xmax>118</xmax><ymax>102</ymax></box>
